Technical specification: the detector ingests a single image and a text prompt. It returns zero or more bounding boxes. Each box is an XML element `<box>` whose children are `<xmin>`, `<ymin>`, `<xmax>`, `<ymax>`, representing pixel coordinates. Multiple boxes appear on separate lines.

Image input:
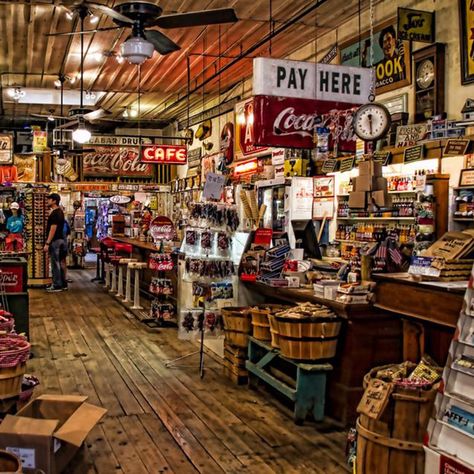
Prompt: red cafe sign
<box><xmin>252</xmin><ymin>95</ymin><xmax>359</xmax><ymax>150</ymax></box>
<box><xmin>141</xmin><ymin>145</ymin><xmax>187</xmax><ymax>165</ymax></box>
<box><xmin>83</xmin><ymin>146</ymin><xmax>153</xmax><ymax>177</ymax></box>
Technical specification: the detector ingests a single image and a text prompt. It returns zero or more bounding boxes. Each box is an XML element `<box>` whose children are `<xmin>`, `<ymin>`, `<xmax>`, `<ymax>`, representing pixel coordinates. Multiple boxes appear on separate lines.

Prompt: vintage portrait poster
<box><xmin>340</xmin><ymin>20</ymin><xmax>411</xmax><ymax>94</ymax></box>
<box><xmin>459</xmin><ymin>0</ymin><xmax>474</xmax><ymax>84</ymax></box>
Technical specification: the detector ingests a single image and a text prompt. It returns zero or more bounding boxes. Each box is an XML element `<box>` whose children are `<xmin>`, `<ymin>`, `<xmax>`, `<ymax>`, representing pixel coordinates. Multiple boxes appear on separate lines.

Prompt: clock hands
<box><xmin>368</xmin><ymin>113</ymin><xmax>373</xmax><ymax>135</ymax></box>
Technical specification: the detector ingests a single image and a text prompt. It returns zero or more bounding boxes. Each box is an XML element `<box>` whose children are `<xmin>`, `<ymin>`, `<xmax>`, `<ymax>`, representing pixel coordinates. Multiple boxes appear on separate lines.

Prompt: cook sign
<box><xmin>253</xmin><ymin>57</ymin><xmax>373</xmax><ymax>104</ymax></box>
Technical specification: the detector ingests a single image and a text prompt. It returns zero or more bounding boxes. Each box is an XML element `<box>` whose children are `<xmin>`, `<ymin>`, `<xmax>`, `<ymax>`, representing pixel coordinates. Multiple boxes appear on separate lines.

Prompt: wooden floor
<box><xmin>28</xmin><ymin>269</ymin><xmax>348</xmax><ymax>474</ymax></box>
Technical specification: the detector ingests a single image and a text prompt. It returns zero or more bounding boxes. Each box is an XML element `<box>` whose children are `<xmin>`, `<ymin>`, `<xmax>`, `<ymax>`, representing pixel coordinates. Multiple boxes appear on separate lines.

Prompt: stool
<box><xmin>123</xmin><ymin>259</ymin><xmax>138</xmax><ymax>303</ymax></box>
<box><xmin>90</xmin><ymin>247</ymin><xmax>103</xmax><ymax>283</ymax></box>
<box><xmin>117</xmin><ymin>258</ymin><xmax>136</xmax><ymax>298</ymax></box>
<box><xmin>104</xmin><ymin>263</ymin><xmax>113</xmax><ymax>289</ymax></box>
<box><xmin>109</xmin><ymin>256</ymin><xmax>121</xmax><ymax>293</ymax></box>
<box><xmin>128</xmin><ymin>262</ymin><xmax>148</xmax><ymax>310</ymax></box>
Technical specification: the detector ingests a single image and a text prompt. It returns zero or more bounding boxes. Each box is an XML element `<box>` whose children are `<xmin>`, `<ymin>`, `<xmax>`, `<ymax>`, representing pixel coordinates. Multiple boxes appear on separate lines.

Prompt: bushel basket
<box><xmin>356</xmin><ymin>364</ymin><xmax>439</xmax><ymax>474</ymax></box>
<box><xmin>278</xmin><ymin>335</ymin><xmax>339</xmax><ymax>361</ymax></box>
<box><xmin>0</xmin><ymin>335</ymin><xmax>30</xmax><ymax>368</ymax></box>
<box><xmin>275</xmin><ymin>315</ymin><xmax>342</xmax><ymax>338</ymax></box>
<box><xmin>250</xmin><ymin>305</ymin><xmax>289</xmax><ymax>341</ymax></box>
<box><xmin>0</xmin><ymin>450</ymin><xmax>21</xmax><ymax>473</ymax></box>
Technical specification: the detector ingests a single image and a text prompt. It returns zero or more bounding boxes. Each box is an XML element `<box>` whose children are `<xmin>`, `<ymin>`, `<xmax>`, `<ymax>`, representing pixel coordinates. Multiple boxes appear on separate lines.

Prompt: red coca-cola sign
<box><xmin>252</xmin><ymin>95</ymin><xmax>359</xmax><ymax>150</ymax></box>
<box><xmin>439</xmin><ymin>455</ymin><xmax>474</xmax><ymax>474</ymax></box>
<box><xmin>141</xmin><ymin>145</ymin><xmax>187</xmax><ymax>165</ymax></box>
<box><xmin>150</xmin><ymin>216</ymin><xmax>176</xmax><ymax>241</ymax></box>
<box><xmin>83</xmin><ymin>146</ymin><xmax>153</xmax><ymax>177</ymax></box>
<box><xmin>0</xmin><ymin>266</ymin><xmax>23</xmax><ymax>293</ymax></box>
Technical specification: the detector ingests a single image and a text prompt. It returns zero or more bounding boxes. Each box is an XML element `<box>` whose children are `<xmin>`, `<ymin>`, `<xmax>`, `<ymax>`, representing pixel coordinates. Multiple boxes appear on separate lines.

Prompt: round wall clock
<box><xmin>353</xmin><ymin>103</ymin><xmax>392</xmax><ymax>142</ymax></box>
<box><xmin>416</xmin><ymin>59</ymin><xmax>435</xmax><ymax>89</ymax></box>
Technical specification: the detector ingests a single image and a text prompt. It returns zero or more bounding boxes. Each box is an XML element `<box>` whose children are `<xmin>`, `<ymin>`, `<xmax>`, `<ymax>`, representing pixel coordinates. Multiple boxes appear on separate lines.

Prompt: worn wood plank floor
<box><xmin>27</xmin><ymin>270</ymin><xmax>348</xmax><ymax>474</ymax></box>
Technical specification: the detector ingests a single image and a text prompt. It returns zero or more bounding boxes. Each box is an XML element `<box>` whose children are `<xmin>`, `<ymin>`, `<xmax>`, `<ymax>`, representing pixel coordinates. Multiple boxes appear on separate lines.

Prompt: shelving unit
<box><xmin>425</xmin><ymin>268</ymin><xmax>474</xmax><ymax>472</ymax></box>
<box><xmin>338</xmin><ymin>217</ymin><xmax>416</xmax><ymax>221</ymax></box>
<box><xmin>452</xmin><ymin>186</ymin><xmax>474</xmax><ymax>229</ymax></box>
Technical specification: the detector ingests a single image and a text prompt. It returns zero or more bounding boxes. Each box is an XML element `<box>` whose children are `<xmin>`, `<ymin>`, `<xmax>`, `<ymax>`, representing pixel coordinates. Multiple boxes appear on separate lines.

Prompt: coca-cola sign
<box><xmin>150</xmin><ymin>216</ymin><xmax>176</xmax><ymax>241</ymax></box>
<box><xmin>252</xmin><ymin>95</ymin><xmax>359</xmax><ymax>149</ymax></box>
<box><xmin>83</xmin><ymin>146</ymin><xmax>153</xmax><ymax>177</ymax></box>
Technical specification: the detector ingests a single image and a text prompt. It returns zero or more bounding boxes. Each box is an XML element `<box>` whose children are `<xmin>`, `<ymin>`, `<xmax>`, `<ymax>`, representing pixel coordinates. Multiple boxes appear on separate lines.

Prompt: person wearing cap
<box><xmin>5</xmin><ymin>202</ymin><xmax>24</xmax><ymax>252</ymax></box>
<box><xmin>44</xmin><ymin>193</ymin><xmax>67</xmax><ymax>292</ymax></box>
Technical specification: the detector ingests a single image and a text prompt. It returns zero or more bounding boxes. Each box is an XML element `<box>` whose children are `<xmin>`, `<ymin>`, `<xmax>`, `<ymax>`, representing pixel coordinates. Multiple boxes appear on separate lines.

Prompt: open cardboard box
<box><xmin>0</xmin><ymin>394</ymin><xmax>107</xmax><ymax>473</ymax></box>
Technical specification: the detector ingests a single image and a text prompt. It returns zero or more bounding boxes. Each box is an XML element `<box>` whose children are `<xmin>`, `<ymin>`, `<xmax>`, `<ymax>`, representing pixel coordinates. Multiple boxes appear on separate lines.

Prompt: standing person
<box><xmin>43</xmin><ymin>193</ymin><xmax>67</xmax><ymax>292</ymax></box>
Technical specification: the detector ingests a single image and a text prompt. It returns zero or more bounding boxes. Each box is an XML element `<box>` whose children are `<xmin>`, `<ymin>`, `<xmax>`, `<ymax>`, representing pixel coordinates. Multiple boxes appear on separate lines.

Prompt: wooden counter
<box><xmin>112</xmin><ymin>236</ymin><xmax>159</xmax><ymax>252</ymax></box>
<box><xmin>373</xmin><ymin>273</ymin><xmax>465</xmax><ymax>364</ymax></box>
<box><xmin>243</xmin><ymin>282</ymin><xmax>403</xmax><ymax>426</ymax></box>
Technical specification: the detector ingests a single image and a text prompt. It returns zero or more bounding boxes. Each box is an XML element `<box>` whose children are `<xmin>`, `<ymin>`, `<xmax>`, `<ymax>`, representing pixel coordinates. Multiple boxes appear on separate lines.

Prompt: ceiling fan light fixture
<box><xmin>72</xmin><ymin>124</ymin><xmax>91</xmax><ymax>144</ymax></box>
<box><xmin>93</xmin><ymin>51</ymin><xmax>103</xmax><ymax>62</ymax></box>
<box><xmin>54</xmin><ymin>79</ymin><xmax>62</xmax><ymax>88</ymax></box>
<box><xmin>120</xmin><ymin>37</ymin><xmax>154</xmax><ymax>65</ymax></box>
<box><xmin>130</xmin><ymin>108</ymin><xmax>138</xmax><ymax>118</ymax></box>
<box><xmin>65</xmin><ymin>10</ymin><xmax>74</xmax><ymax>20</ymax></box>
<box><xmin>122</xmin><ymin>109</ymin><xmax>129</xmax><ymax>118</ymax></box>
<box><xmin>89</xmin><ymin>14</ymin><xmax>99</xmax><ymax>25</ymax></box>
<box><xmin>47</xmin><ymin>114</ymin><xmax>55</xmax><ymax>122</ymax></box>
<box><xmin>116</xmin><ymin>54</ymin><xmax>124</xmax><ymax>64</ymax></box>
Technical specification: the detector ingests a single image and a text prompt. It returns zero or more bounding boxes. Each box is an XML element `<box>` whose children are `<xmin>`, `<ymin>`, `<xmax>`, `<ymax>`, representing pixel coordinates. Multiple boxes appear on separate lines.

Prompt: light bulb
<box><xmin>237</xmin><ymin>111</ymin><xmax>246</xmax><ymax>125</ymax></box>
<box><xmin>122</xmin><ymin>109</ymin><xmax>129</xmax><ymax>118</ymax></box>
<box><xmin>72</xmin><ymin>126</ymin><xmax>91</xmax><ymax>144</ymax></box>
<box><xmin>54</xmin><ymin>79</ymin><xmax>62</xmax><ymax>88</ymax></box>
<box><xmin>69</xmin><ymin>75</ymin><xmax>77</xmax><ymax>85</ymax></box>
<box><xmin>47</xmin><ymin>114</ymin><xmax>55</xmax><ymax>122</ymax></box>
<box><xmin>65</xmin><ymin>10</ymin><xmax>74</xmax><ymax>20</ymax></box>
<box><xmin>89</xmin><ymin>14</ymin><xmax>99</xmax><ymax>24</ymax></box>
<box><xmin>93</xmin><ymin>52</ymin><xmax>103</xmax><ymax>62</ymax></box>
<box><xmin>116</xmin><ymin>55</ymin><xmax>124</xmax><ymax>64</ymax></box>
<box><xmin>130</xmin><ymin>108</ymin><xmax>138</xmax><ymax>118</ymax></box>
<box><xmin>7</xmin><ymin>89</ymin><xmax>15</xmax><ymax>98</ymax></box>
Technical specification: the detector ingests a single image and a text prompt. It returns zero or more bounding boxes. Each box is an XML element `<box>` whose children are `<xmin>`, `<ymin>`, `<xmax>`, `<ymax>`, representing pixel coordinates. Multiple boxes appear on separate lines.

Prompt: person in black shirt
<box><xmin>43</xmin><ymin>193</ymin><xmax>67</xmax><ymax>291</ymax></box>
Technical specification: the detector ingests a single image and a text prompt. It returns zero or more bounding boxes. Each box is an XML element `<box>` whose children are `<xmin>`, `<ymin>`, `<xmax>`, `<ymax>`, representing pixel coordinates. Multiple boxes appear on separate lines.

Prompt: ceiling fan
<box><xmin>46</xmin><ymin>1</ymin><xmax>239</xmax><ymax>62</ymax></box>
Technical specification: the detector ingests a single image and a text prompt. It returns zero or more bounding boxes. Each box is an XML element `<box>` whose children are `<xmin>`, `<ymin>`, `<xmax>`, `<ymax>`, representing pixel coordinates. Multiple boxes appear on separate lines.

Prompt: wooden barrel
<box><xmin>278</xmin><ymin>335</ymin><xmax>339</xmax><ymax>360</ymax></box>
<box><xmin>0</xmin><ymin>450</ymin><xmax>21</xmax><ymax>473</ymax></box>
<box><xmin>275</xmin><ymin>315</ymin><xmax>342</xmax><ymax>338</ymax></box>
<box><xmin>250</xmin><ymin>305</ymin><xmax>288</xmax><ymax>341</ymax></box>
<box><xmin>356</xmin><ymin>365</ymin><xmax>439</xmax><ymax>474</ymax></box>
<box><xmin>0</xmin><ymin>363</ymin><xmax>26</xmax><ymax>400</ymax></box>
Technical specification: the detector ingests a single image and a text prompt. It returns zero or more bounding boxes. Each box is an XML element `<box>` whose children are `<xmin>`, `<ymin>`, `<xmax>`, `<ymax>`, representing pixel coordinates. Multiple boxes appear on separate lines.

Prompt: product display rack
<box><xmin>425</xmin><ymin>264</ymin><xmax>474</xmax><ymax>472</ymax></box>
<box><xmin>23</xmin><ymin>188</ymin><xmax>51</xmax><ymax>287</ymax></box>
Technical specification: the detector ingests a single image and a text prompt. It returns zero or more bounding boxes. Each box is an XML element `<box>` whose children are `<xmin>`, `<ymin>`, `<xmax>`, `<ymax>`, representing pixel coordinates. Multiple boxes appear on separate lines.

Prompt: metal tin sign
<box><xmin>253</xmin><ymin>57</ymin><xmax>373</xmax><ymax>104</ymax></box>
<box><xmin>141</xmin><ymin>145</ymin><xmax>187</xmax><ymax>164</ymax></box>
<box><xmin>110</xmin><ymin>195</ymin><xmax>131</xmax><ymax>205</ymax></box>
<box><xmin>150</xmin><ymin>216</ymin><xmax>175</xmax><ymax>241</ymax></box>
<box><xmin>0</xmin><ymin>134</ymin><xmax>13</xmax><ymax>164</ymax></box>
<box><xmin>397</xmin><ymin>7</ymin><xmax>435</xmax><ymax>43</ymax></box>
<box><xmin>87</xmin><ymin>135</ymin><xmax>152</xmax><ymax>146</ymax></box>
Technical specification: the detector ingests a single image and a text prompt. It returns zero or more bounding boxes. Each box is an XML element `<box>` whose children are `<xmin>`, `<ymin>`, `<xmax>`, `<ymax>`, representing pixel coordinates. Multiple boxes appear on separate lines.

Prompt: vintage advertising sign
<box><xmin>460</xmin><ymin>0</ymin><xmax>474</xmax><ymax>84</ymax></box>
<box><xmin>87</xmin><ymin>135</ymin><xmax>152</xmax><ymax>146</ymax></box>
<box><xmin>83</xmin><ymin>147</ymin><xmax>153</xmax><ymax>177</ymax></box>
<box><xmin>234</xmin><ymin>98</ymin><xmax>269</xmax><ymax>161</ymax></box>
<box><xmin>141</xmin><ymin>145</ymin><xmax>187</xmax><ymax>165</ymax></box>
<box><xmin>0</xmin><ymin>265</ymin><xmax>25</xmax><ymax>293</ymax></box>
<box><xmin>32</xmin><ymin>131</ymin><xmax>47</xmax><ymax>153</ymax></box>
<box><xmin>251</xmin><ymin>95</ymin><xmax>358</xmax><ymax>149</ymax></box>
<box><xmin>340</xmin><ymin>20</ymin><xmax>411</xmax><ymax>95</ymax></box>
<box><xmin>0</xmin><ymin>134</ymin><xmax>13</xmax><ymax>165</ymax></box>
<box><xmin>397</xmin><ymin>7</ymin><xmax>435</xmax><ymax>43</ymax></box>
<box><xmin>439</xmin><ymin>455</ymin><xmax>474</xmax><ymax>474</ymax></box>
<box><xmin>150</xmin><ymin>216</ymin><xmax>175</xmax><ymax>241</ymax></box>
<box><xmin>396</xmin><ymin>124</ymin><xmax>428</xmax><ymax>147</ymax></box>
<box><xmin>253</xmin><ymin>57</ymin><xmax>372</xmax><ymax>104</ymax></box>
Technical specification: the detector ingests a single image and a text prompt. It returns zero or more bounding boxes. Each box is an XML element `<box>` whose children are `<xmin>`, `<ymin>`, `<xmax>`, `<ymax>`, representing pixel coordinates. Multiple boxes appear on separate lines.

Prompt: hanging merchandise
<box><xmin>148</xmin><ymin>253</ymin><xmax>174</xmax><ymax>271</ymax></box>
<box><xmin>185</xmin><ymin>258</ymin><xmax>235</xmax><ymax>279</ymax></box>
<box><xmin>189</xmin><ymin>203</ymin><xmax>239</xmax><ymax>231</ymax></box>
<box><xmin>149</xmin><ymin>278</ymin><xmax>173</xmax><ymax>296</ymax></box>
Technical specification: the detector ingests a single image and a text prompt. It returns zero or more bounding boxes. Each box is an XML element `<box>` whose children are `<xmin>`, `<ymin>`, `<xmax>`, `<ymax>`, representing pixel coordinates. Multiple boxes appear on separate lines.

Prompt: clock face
<box><xmin>353</xmin><ymin>103</ymin><xmax>391</xmax><ymax>141</ymax></box>
<box><xmin>416</xmin><ymin>59</ymin><xmax>435</xmax><ymax>89</ymax></box>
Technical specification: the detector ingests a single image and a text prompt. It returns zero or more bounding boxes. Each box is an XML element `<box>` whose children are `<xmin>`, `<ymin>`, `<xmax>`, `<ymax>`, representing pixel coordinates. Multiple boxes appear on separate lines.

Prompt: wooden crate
<box><xmin>223</xmin><ymin>358</ymin><xmax>248</xmax><ymax>385</ymax></box>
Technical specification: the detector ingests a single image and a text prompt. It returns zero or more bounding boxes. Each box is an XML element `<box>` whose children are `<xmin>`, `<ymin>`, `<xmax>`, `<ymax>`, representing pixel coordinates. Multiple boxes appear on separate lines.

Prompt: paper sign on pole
<box><xmin>203</xmin><ymin>173</ymin><xmax>225</xmax><ymax>200</ymax></box>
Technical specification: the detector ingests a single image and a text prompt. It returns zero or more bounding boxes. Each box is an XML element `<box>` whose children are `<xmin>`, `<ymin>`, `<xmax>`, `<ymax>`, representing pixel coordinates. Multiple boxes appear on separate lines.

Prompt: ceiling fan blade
<box><xmin>45</xmin><ymin>26</ymin><xmax>121</xmax><ymax>37</ymax></box>
<box><xmin>83</xmin><ymin>2</ymin><xmax>134</xmax><ymax>24</ymax></box>
<box><xmin>56</xmin><ymin>120</ymin><xmax>78</xmax><ymax>130</ymax></box>
<box><xmin>154</xmin><ymin>8</ymin><xmax>238</xmax><ymax>29</ymax></box>
<box><xmin>31</xmin><ymin>113</ymin><xmax>66</xmax><ymax>119</ymax></box>
<box><xmin>145</xmin><ymin>30</ymin><xmax>181</xmax><ymax>55</ymax></box>
<box><xmin>83</xmin><ymin>108</ymin><xmax>111</xmax><ymax>121</ymax></box>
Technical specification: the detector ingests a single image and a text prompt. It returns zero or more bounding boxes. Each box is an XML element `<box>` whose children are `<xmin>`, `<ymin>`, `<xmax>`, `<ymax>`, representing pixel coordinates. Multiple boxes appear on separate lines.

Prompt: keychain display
<box><xmin>189</xmin><ymin>203</ymin><xmax>239</xmax><ymax>231</ymax></box>
<box><xmin>185</xmin><ymin>257</ymin><xmax>235</xmax><ymax>279</ymax></box>
<box><xmin>200</xmin><ymin>230</ymin><xmax>214</xmax><ymax>250</ymax></box>
<box><xmin>151</xmin><ymin>300</ymin><xmax>175</xmax><ymax>321</ymax></box>
<box><xmin>192</xmin><ymin>281</ymin><xmax>233</xmax><ymax>303</ymax></box>
<box><xmin>149</xmin><ymin>278</ymin><xmax>174</xmax><ymax>295</ymax></box>
<box><xmin>178</xmin><ymin>308</ymin><xmax>204</xmax><ymax>340</ymax></box>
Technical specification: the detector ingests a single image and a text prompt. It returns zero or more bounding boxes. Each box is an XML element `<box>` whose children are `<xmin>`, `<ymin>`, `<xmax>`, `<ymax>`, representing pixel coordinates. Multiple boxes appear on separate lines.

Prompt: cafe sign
<box><xmin>141</xmin><ymin>145</ymin><xmax>187</xmax><ymax>164</ymax></box>
<box><xmin>83</xmin><ymin>147</ymin><xmax>153</xmax><ymax>177</ymax></box>
<box><xmin>253</xmin><ymin>57</ymin><xmax>373</xmax><ymax>104</ymax></box>
<box><xmin>87</xmin><ymin>135</ymin><xmax>152</xmax><ymax>146</ymax></box>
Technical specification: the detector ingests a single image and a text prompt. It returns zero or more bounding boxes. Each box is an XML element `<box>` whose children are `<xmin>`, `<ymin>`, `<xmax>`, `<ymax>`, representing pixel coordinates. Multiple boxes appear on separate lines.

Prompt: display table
<box><xmin>373</xmin><ymin>273</ymin><xmax>465</xmax><ymax>364</ymax></box>
<box><xmin>243</xmin><ymin>281</ymin><xmax>402</xmax><ymax>426</ymax></box>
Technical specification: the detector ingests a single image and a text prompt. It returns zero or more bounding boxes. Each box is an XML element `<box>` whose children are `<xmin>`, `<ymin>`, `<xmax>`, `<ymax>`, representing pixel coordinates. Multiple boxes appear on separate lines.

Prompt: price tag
<box><xmin>203</xmin><ymin>172</ymin><xmax>225</xmax><ymax>200</ymax></box>
<box><xmin>321</xmin><ymin>159</ymin><xmax>337</xmax><ymax>173</ymax></box>
<box><xmin>408</xmin><ymin>256</ymin><xmax>441</xmax><ymax>278</ymax></box>
<box><xmin>444</xmin><ymin>139</ymin><xmax>470</xmax><ymax>157</ymax></box>
<box><xmin>373</xmin><ymin>151</ymin><xmax>392</xmax><ymax>166</ymax></box>
<box><xmin>357</xmin><ymin>378</ymin><xmax>393</xmax><ymax>420</ymax></box>
<box><xmin>339</xmin><ymin>156</ymin><xmax>355</xmax><ymax>173</ymax></box>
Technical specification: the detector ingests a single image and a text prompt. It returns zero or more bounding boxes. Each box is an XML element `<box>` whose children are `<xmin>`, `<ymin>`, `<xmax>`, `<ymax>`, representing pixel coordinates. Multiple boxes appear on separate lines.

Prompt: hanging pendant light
<box><xmin>72</xmin><ymin>118</ymin><xmax>91</xmax><ymax>144</ymax></box>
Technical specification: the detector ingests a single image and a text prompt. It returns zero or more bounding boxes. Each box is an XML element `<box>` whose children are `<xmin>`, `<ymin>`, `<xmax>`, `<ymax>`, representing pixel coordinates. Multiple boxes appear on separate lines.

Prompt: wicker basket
<box><xmin>222</xmin><ymin>307</ymin><xmax>252</xmax><ymax>333</ymax></box>
<box><xmin>0</xmin><ymin>363</ymin><xmax>26</xmax><ymax>400</ymax></box>
<box><xmin>0</xmin><ymin>313</ymin><xmax>14</xmax><ymax>334</ymax></box>
<box><xmin>0</xmin><ymin>450</ymin><xmax>21</xmax><ymax>473</ymax></box>
<box><xmin>224</xmin><ymin>331</ymin><xmax>249</xmax><ymax>349</ymax></box>
<box><xmin>275</xmin><ymin>315</ymin><xmax>342</xmax><ymax>338</ymax></box>
<box><xmin>356</xmin><ymin>364</ymin><xmax>440</xmax><ymax>474</ymax></box>
<box><xmin>278</xmin><ymin>335</ymin><xmax>339</xmax><ymax>360</ymax></box>
<box><xmin>0</xmin><ymin>335</ymin><xmax>30</xmax><ymax>368</ymax></box>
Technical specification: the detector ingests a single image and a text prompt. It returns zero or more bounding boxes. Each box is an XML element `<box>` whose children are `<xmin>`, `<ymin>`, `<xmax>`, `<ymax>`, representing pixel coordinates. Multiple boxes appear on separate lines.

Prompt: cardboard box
<box><xmin>355</xmin><ymin>174</ymin><xmax>377</xmax><ymax>192</ymax></box>
<box><xmin>0</xmin><ymin>395</ymin><xmax>107</xmax><ymax>473</ymax></box>
<box><xmin>358</xmin><ymin>160</ymin><xmax>382</xmax><ymax>177</ymax></box>
<box><xmin>348</xmin><ymin>191</ymin><xmax>366</xmax><ymax>208</ymax></box>
<box><xmin>371</xmin><ymin>190</ymin><xmax>391</xmax><ymax>207</ymax></box>
<box><xmin>373</xmin><ymin>176</ymin><xmax>387</xmax><ymax>191</ymax></box>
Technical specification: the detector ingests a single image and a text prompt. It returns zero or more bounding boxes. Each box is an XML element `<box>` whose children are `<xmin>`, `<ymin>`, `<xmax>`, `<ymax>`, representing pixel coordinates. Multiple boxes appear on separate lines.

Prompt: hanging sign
<box><xmin>203</xmin><ymin>172</ymin><xmax>225</xmax><ymax>200</ymax></box>
<box><xmin>444</xmin><ymin>139</ymin><xmax>470</xmax><ymax>157</ymax></box>
<box><xmin>187</xmin><ymin>148</ymin><xmax>202</xmax><ymax>169</ymax></box>
<box><xmin>0</xmin><ymin>134</ymin><xmax>13</xmax><ymax>165</ymax></box>
<box><xmin>150</xmin><ymin>216</ymin><xmax>175</xmax><ymax>241</ymax></box>
<box><xmin>83</xmin><ymin>147</ymin><xmax>153</xmax><ymax>177</ymax></box>
<box><xmin>253</xmin><ymin>57</ymin><xmax>373</xmax><ymax>104</ymax></box>
<box><xmin>141</xmin><ymin>145</ymin><xmax>187</xmax><ymax>164</ymax></box>
<box><xmin>403</xmin><ymin>145</ymin><xmax>424</xmax><ymax>163</ymax></box>
<box><xmin>396</xmin><ymin>124</ymin><xmax>428</xmax><ymax>147</ymax></box>
<box><xmin>110</xmin><ymin>195</ymin><xmax>131</xmax><ymax>205</ymax></box>
<box><xmin>87</xmin><ymin>135</ymin><xmax>152</xmax><ymax>146</ymax></box>
<box><xmin>320</xmin><ymin>45</ymin><xmax>338</xmax><ymax>65</ymax></box>
<box><xmin>322</xmin><ymin>158</ymin><xmax>337</xmax><ymax>173</ymax></box>
<box><xmin>339</xmin><ymin>156</ymin><xmax>355</xmax><ymax>173</ymax></box>
<box><xmin>397</xmin><ymin>8</ymin><xmax>435</xmax><ymax>43</ymax></box>
<box><xmin>252</xmin><ymin>95</ymin><xmax>357</xmax><ymax>149</ymax></box>
<box><xmin>373</xmin><ymin>151</ymin><xmax>392</xmax><ymax>166</ymax></box>
<box><xmin>32</xmin><ymin>131</ymin><xmax>47</xmax><ymax>153</ymax></box>
<box><xmin>357</xmin><ymin>378</ymin><xmax>394</xmax><ymax>420</ymax></box>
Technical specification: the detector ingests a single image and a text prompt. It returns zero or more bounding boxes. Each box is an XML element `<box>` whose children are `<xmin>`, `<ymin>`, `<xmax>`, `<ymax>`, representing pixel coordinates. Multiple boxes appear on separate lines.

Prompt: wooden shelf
<box><xmin>338</xmin><ymin>217</ymin><xmax>416</xmax><ymax>221</ymax></box>
<box><xmin>453</xmin><ymin>218</ymin><xmax>474</xmax><ymax>222</ymax></box>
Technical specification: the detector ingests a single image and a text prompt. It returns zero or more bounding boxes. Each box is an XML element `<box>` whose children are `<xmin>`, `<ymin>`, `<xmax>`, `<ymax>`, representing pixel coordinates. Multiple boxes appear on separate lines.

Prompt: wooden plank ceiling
<box><xmin>0</xmin><ymin>0</ymin><xmax>370</xmax><ymax>126</ymax></box>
